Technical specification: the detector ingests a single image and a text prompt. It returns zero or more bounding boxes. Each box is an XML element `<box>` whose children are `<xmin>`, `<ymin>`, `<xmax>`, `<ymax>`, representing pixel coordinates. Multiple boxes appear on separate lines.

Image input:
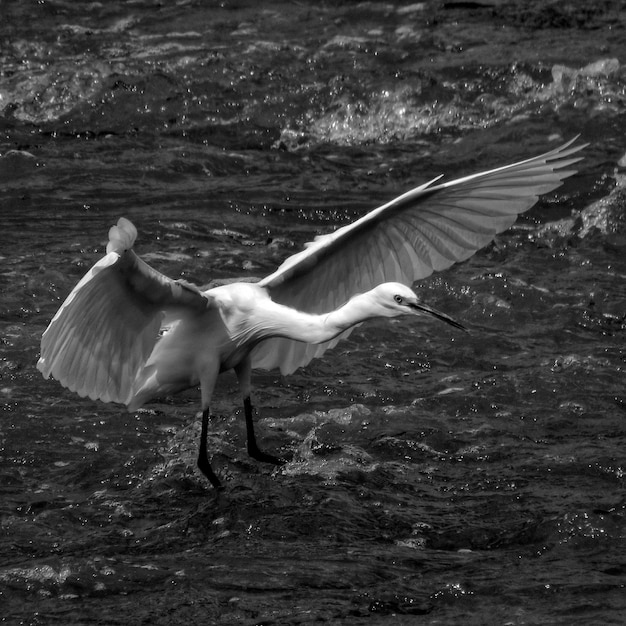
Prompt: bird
<box><xmin>37</xmin><ymin>138</ymin><xmax>584</xmax><ymax>488</ymax></box>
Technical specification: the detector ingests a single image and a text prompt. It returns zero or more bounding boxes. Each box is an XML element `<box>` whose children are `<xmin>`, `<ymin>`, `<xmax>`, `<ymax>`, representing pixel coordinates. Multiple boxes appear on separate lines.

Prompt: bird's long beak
<box><xmin>409</xmin><ymin>300</ymin><xmax>467</xmax><ymax>331</ymax></box>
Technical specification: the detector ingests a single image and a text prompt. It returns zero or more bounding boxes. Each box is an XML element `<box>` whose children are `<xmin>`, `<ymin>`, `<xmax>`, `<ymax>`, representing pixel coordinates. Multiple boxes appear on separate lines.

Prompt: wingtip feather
<box><xmin>106</xmin><ymin>217</ymin><xmax>137</xmax><ymax>254</ymax></box>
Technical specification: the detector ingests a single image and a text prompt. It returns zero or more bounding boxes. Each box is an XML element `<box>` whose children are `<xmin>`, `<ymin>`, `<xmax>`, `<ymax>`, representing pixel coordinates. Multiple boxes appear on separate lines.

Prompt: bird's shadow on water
<box><xmin>122</xmin><ymin>404</ymin><xmax>407</xmax><ymax>548</ymax></box>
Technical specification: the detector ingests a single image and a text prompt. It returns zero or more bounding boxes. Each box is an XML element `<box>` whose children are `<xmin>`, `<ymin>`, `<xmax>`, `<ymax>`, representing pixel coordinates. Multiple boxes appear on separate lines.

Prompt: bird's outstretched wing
<box><xmin>37</xmin><ymin>218</ymin><xmax>209</xmax><ymax>405</ymax></box>
<box><xmin>251</xmin><ymin>138</ymin><xmax>585</xmax><ymax>374</ymax></box>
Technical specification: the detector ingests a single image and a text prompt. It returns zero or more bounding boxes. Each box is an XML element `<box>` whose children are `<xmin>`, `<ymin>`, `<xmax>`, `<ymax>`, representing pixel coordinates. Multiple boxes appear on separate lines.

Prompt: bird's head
<box><xmin>369</xmin><ymin>282</ymin><xmax>466</xmax><ymax>331</ymax></box>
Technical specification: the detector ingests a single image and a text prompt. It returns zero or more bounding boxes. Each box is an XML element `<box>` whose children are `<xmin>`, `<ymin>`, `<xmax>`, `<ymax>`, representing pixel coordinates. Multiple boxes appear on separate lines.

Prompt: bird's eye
<box><xmin>394</xmin><ymin>295</ymin><xmax>403</xmax><ymax>304</ymax></box>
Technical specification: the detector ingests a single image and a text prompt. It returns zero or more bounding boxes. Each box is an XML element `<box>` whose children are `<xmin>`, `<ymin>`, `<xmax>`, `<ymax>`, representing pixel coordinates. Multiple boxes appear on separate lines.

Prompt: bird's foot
<box><xmin>197</xmin><ymin>456</ymin><xmax>224</xmax><ymax>490</ymax></box>
<box><xmin>247</xmin><ymin>444</ymin><xmax>287</xmax><ymax>466</ymax></box>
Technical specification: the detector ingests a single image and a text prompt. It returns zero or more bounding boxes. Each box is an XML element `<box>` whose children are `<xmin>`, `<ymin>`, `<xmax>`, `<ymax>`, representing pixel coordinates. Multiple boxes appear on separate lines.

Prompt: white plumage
<box><xmin>37</xmin><ymin>138</ymin><xmax>584</xmax><ymax>487</ymax></box>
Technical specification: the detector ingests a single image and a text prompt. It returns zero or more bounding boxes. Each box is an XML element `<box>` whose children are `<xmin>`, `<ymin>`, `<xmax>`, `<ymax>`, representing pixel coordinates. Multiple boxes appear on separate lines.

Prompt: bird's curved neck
<box><xmin>263</xmin><ymin>292</ymin><xmax>379</xmax><ymax>345</ymax></box>
<box><xmin>224</xmin><ymin>287</ymin><xmax>385</xmax><ymax>348</ymax></box>
<box><xmin>323</xmin><ymin>292</ymin><xmax>380</xmax><ymax>337</ymax></box>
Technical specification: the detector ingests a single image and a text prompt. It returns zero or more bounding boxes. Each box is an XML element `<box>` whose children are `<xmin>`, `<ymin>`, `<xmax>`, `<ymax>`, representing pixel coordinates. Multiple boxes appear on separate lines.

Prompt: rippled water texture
<box><xmin>1</xmin><ymin>1</ymin><xmax>625</xmax><ymax>624</ymax></box>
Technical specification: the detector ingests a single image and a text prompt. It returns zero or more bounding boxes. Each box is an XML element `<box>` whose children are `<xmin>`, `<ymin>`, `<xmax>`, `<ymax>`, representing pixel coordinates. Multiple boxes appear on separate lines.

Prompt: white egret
<box><xmin>37</xmin><ymin>138</ymin><xmax>584</xmax><ymax>488</ymax></box>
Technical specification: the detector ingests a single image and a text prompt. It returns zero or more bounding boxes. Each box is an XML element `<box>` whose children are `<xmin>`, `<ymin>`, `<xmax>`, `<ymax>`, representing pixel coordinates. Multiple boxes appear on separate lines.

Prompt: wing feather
<box><xmin>38</xmin><ymin>219</ymin><xmax>209</xmax><ymax>406</ymax></box>
<box><xmin>251</xmin><ymin>138</ymin><xmax>585</xmax><ymax>374</ymax></box>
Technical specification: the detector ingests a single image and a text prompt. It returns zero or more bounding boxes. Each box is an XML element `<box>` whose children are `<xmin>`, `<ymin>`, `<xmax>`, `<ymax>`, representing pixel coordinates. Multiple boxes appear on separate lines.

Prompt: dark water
<box><xmin>1</xmin><ymin>1</ymin><xmax>626</xmax><ymax>624</ymax></box>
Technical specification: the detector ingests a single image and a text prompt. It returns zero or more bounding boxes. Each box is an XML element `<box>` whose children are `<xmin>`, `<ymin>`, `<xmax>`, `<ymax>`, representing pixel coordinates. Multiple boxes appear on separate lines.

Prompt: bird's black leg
<box><xmin>197</xmin><ymin>408</ymin><xmax>223</xmax><ymax>489</ymax></box>
<box><xmin>243</xmin><ymin>396</ymin><xmax>284</xmax><ymax>465</ymax></box>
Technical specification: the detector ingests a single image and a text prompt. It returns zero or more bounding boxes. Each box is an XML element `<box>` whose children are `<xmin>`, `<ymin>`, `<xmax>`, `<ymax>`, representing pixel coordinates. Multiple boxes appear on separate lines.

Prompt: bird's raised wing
<box><xmin>37</xmin><ymin>218</ymin><xmax>209</xmax><ymax>405</ymax></box>
<box><xmin>251</xmin><ymin>138</ymin><xmax>584</xmax><ymax>374</ymax></box>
